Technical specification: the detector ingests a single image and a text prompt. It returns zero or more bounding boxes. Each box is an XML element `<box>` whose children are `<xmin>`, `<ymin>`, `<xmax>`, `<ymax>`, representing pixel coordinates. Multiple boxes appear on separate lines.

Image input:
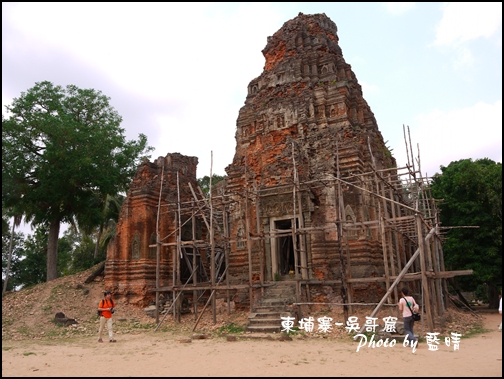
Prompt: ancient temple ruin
<box><xmin>105</xmin><ymin>13</ymin><xmax>471</xmax><ymax>331</ymax></box>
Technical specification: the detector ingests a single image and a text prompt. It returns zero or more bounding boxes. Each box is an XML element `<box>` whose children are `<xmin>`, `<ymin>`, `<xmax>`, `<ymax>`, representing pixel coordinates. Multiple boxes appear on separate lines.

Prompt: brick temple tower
<box><xmin>224</xmin><ymin>12</ymin><xmax>397</xmax><ymax>300</ymax></box>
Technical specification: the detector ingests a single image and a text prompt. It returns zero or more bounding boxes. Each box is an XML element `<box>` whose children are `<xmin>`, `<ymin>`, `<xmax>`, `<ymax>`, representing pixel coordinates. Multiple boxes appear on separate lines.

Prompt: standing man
<box><xmin>98</xmin><ymin>290</ymin><xmax>116</xmax><ymax>343</ymax></box>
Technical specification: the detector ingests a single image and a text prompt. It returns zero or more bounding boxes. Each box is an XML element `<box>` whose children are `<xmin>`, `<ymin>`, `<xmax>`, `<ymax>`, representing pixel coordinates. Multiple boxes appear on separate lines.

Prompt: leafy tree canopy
<box><xmin>198</xmin><ymin>174</ymin><xmax>226</xmax><ymax>196</ymax></box>
<box><xmin>2</xmin><ymin>81</ymin><xmax>154</xmax><ymax>281</ymax></box>
<box><xmin>431</xmin><ymin>158</ymin><xmax>502</xmax><ymax>305</ymax></box>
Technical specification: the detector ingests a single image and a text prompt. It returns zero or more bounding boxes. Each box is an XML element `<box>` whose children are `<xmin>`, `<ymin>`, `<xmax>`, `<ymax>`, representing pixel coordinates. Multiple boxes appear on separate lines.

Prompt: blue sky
<box><xmin>3</xmin><ymin>2</ymin><xmax>502</xmax><ymax>183</ymax></box>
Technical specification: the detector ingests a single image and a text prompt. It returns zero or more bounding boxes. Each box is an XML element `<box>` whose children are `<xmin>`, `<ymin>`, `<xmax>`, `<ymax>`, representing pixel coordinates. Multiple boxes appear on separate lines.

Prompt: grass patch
<box><xmin>3</xmin><ymin>346</ymin><xmax>13</xmax><ymax>351</ymax></box>
<box><xmin>42</xmin><ymin>304</ymin><xmax>53</xmax><ymax>312</ymax></box>
<box><xmin>460</xmin><ymin>324</ymin><xmax>489</xmax><ymax>338</ymax></box>
<box><xmin>283</xmin><ymin>326</ymin><xmax>300</xmax><ymax>336</ymax></box>
<box><xmin>218</xmin><ymin>323</ymin><xmax>244</xmax><ymax>334</ymax></box>
<box><xmin>2</xmin><ymin>317</ymin><xmax>14</xmax><ymax>327</ymax></box>
<box><xmin>18</xmin><ymin>326</ymin><xmax>31</xmax><ymax>336</ymax></box>
<box><xmin>23</xmin><ymin>352</ymin><xmax>36</xmax><ymax>356</ymax></box>
<box><xmin>130</xmin><ymin>322</ymin><xmax>156</xmax><ymax>330</ymax></box>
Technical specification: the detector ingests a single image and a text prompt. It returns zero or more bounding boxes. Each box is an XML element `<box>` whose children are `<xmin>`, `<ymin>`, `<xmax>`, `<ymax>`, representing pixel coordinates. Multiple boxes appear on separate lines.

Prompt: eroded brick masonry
<box><xmin>106</xmin><ymin>13</ymin><xmax>402</xmax><ymax>308</ymax></box>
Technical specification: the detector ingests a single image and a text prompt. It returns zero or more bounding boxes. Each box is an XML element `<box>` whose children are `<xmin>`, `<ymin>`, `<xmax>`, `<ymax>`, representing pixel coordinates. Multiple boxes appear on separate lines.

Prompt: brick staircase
<box><xmin>246</xmin><ymin>282</ymin><xmax>296</xmax><ymax>333</ymax></box>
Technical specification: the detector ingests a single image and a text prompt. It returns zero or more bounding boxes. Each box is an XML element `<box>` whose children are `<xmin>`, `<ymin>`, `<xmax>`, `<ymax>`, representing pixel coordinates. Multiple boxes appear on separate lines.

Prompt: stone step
<box><xmin>248</xmin><ymin>311</ymin><xmax>285</xmax><ymax>319</ymax></box>
<box><xmin>253</xmin><ymin>306</ymin><xmax>287</xmax><ymax>313</ymax></box>
<box><xmin>246</xmin><ymin>325</ymin><xmax>282</xmax><ymax>333</ymax></box>
<box><xmin>264</xmin><ymin>293</ymin><xmax>294</xmax><ymax>299</ymax></box>
<box><xmin>247</xmin><ymin>284</ymin><xmax>296</xmax><ymax>333</ymax></box>
<box><xmin>259</xmin><ymin>298</ymin><xmax>292</xmax><ymax>306</ymax></box>
<box><xmin>248</xmin><ymin>318</ymin><xmax>283</xmax><ymax>326</ymax></box>
<box><xmin>265</xmin><ymin>287</ymin><xmax>295</xmax><ymax>293</ymax></box>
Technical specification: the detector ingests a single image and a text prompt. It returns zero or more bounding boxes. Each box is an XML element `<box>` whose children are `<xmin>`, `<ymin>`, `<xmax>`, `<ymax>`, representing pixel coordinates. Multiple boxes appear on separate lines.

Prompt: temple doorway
<box><xmin>273</xmin><ymin>218</ymin><xmax>299</xmax><ymax>277</ymax></box>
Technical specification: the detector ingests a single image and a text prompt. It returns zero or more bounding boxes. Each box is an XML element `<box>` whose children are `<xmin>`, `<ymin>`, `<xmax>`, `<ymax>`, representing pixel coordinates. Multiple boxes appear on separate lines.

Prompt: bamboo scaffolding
<box><xmin>148</xmin><ymin>128</ymin><xmax>471</xmax><ymax>334</ymax></box>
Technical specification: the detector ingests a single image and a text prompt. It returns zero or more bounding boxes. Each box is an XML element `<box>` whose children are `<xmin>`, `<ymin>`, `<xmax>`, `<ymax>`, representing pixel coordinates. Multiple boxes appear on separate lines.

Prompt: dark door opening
<box><xmin>275</xmin><ymin>219</ymin><xmax>298</xmax><ymax>275</ymax></box>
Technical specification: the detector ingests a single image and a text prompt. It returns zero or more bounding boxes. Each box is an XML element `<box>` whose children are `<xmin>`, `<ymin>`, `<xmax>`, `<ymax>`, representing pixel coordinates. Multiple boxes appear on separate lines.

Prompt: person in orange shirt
<box><xmin>98</xmin><ymin>290</ymin><xmax>116</xmax><ymax>343</ymax></box>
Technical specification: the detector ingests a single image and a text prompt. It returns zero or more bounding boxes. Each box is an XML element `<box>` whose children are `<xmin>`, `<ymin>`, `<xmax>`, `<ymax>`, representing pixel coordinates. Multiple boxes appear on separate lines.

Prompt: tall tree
<box><xmin>431</xmin><ymin>158</ymin><xmax>502</xmax><ymax>308</ymax></box>
<box><xmin>2</xmin><ymin>81</ymin><xmax>153</xmax><ymax>282</ymax></box>
<box><xmin>198</xmin><ymin>174</ymin><xmax>226</xmax><ymax>196</ymax></box>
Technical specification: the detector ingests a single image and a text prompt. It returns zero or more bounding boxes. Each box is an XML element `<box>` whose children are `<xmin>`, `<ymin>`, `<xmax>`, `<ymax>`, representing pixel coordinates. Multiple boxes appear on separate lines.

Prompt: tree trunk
<box><xmin>448</xmin><ymin>277</ymin><xmax>471</xmax><ymax>308</ymax></box>
<box><xmin>488</xmin><ymin>284</ymin><xmax>499</xmax><ymax>309</ymax></box>
<box><xmin>84</xmin><ymin>261</ymin><xmax>105</xmax><ymax>284</ymax></box>
<box><xmin>46</xmin><ymin>218</ymin><xmax>61</xmax><ymax>281</ymax></box>
<box><xmin>2</xmin><ymin>222</ymin><xmax>16</xmax><ymax>294</ymax></box>
<box><xmin>94</xmin><ymin>225</ymin><xmax>103</xmax><ymax>259</ymax></box>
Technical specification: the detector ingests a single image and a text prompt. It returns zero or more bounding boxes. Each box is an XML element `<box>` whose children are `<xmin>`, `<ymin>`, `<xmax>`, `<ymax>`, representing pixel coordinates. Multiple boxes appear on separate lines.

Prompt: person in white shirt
<box><xmin>499</xmin><ymin>294</ymin><xmax>502</xmax><ymax>331</ymax></box>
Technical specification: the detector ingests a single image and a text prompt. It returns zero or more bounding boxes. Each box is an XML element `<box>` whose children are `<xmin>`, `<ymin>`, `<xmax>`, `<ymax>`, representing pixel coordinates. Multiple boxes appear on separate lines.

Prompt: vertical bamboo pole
<box><xmin>379</xmin><ymin>214</ymin><xmax>391</xmax><ymax>303</ymax></box>
<box><xmin>244</xmin><ymin>156</ymin><xmax>253</xmax><ymax>313</ymax></box>
<box><xmin>374</xmin><ymin>176</ymin><xmax>391</xmax><ymax>302</ymax></box>
<box><xmin>173</xmin><ymin>213</ymin><xmax>177</xmax><ymax>321</ymax></box>
<box><xmin>155</xmin><ymin>162</ymin><xmax>164</xmax><ymax>324</ymax></box>
<box><xmin>416</xmin><ymin>214</ymin><xmax>434</xmax><ymax>331</ymax></box>
<box><xmin>223</xmin><ymin>199</ymin><xmax>231</xmax><ymax>314</ymax></box>
<box><xmin>292</xmin><ymin>142</ymin><xmax>307</xmax><ymax>279</ymax></box>
<box><xmin>245</xmin><ymin>187</ymin><xmax>253</xmax><ymax>311</ymax></box>
<box><xmin>432</xmin><ymin>204</ymin><xmax>444</xmax><ymax>315</ymax></box>
<box><xmin>253</xmin><ymin>180</ymin><xmax>264</xmax><ymax>291</ymax></box>
<box><xmin>380</xmin><ymin>177</ymin><xmax>395</xmax><ymax>304</ymax></box>
<box><xmin>335</xmin><ymin>140</ymin><xmax>349</xmax><ymax>322</ymax></box>
<box><xmin>423</xmin><ymin>230</ymin><xmax>437</xmax><ymax>318</ymax></box>
<box><xmin>344</xmin><ymin>233</ymin><xmax>353</xmax><ymax>314</ymax></box>
<box><xmin>209</xmin><ymin>152</ymin><xmax>216</xmax><ymax>324</ymax></box>
<box><xmin>407</xmin><ymin>125</ymin><xmax>416</xmax><ymax>178</ymax></box>
<box><xmin>291</xmin><ymin>145</ymin><xmax>299</xmax><ymax>281</ymax></box>
<box><xmin>192</xmin><ymin>200</ymin><xmax>198</xmax><ymax>319</ymax></box>
<box><xmin>387</xmin><ymin>173</ymin><xmax>400</xmax><ymax>306</ymax></box>
<box><xmin>176</xmin><ymin>171</ymin><xmax>182</xmax><ymax>322</ymax></box>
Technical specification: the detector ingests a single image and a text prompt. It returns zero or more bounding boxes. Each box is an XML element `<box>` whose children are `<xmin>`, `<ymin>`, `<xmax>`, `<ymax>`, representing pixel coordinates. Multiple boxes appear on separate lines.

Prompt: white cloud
<box><xmin>381</xmin><ymin>2</ymin><xmax>416</xmax><ymax>15</ymax></box>
<box><xmin>399</xmin><ymin>100</ymin><xmax>502</xmax><ymax>176</ymax></box>
<box><xmin>434</xmin><ymin>2</ymin><xmax>502</xmax><ymax>46</ymax></box>
<box><xmin>452</xmin><ymin>46</ymin><xmax>475</xmax><ymax>70</ymax></box>
<box><xmin>359</xmin><ymin>81</ymin><xmax>380</xmax><ymax>97</ymax></box>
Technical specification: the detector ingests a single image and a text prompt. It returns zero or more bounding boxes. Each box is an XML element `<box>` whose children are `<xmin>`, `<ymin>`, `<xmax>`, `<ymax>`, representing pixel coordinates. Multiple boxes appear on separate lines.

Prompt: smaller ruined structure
<box><xmin>105</xmin><ymin>153</ymin><xmax>201</xmax><ymax>306</ymax></box>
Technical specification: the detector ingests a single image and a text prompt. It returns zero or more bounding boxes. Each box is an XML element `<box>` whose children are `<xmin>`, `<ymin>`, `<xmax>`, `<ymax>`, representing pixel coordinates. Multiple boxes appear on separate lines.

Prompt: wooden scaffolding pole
<box><xmin>416</xmin><ymin>214</ymin><xmax>434</xmax><ymax>331</ymax></box>
<box><xmin>292</xmin><ymin>142</ymin><xmax>308</xmax><ymax>280</ymax></box>
<box><xmin>244</xmin><ymin>160</ymin><xmax>253</xmax><ymax>312</ymax></box>
<box><xmin>387</xmin><ymin>172</ymin><xmax>402</xmax><ymax>283</ymax></box>
<box><xmin>335</xmin><ymin>140</ymin><xmax>349</xmax><ymax>322</ymax></box>
<box><xmin>253</xmin><ymin>181</ymin><xmax>264</xmax><ymax>291</ymax></box>
<box><xmin>155</xmin><ymin>161</ymin><xmax>164</xmax><ymax>324</ymax></box>
<box><xmin>209</xmin><ymin>152</ymin><xmax>216</xmax><ymax>324</ymax></box>
<box><xmin>175</xmin><ymin>171</ymin><xmax>182</xmax><ymax>322</ymax></box>
<box><xmin>223</xmin><ymin>199</ymin><xmax>231</xmax><ymax>313</ymax></box>
<box><xmin>192</xmin><ymin>200</ymin><xmax>198</xmax><ymax>319</ymax></box>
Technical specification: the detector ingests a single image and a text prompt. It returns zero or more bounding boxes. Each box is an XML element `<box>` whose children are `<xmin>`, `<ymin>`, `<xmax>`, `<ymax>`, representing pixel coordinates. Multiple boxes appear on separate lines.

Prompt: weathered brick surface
<box><xmin>224</xmin><ymin>12</ymin><xmax>396</xmax><ymax>296</ymax></box>
<box><xmin>105</xmin><ymin>154</ymin><xmax>199</xmax><ymax>306</ymax></box>
<box><xmin>105</xmin><ymin>13</ymin><xmax>400</xmax><ymax>307</ymax></box>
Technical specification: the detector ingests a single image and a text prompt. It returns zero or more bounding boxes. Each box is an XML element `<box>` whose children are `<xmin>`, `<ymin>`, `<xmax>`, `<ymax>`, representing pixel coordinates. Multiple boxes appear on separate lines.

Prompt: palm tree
<box><xmin>3</xmin><ymin>214</ymin><xmax>22</xmax><ymax>294</ymax></box>
<box><xmin>93</xmin><ymin>194</ymin><xmax>124</xmax><ymax>259</ymax></box>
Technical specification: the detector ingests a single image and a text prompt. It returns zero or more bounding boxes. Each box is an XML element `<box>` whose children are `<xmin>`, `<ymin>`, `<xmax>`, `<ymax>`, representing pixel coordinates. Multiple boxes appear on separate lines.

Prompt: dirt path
<box><xmin>2</xmin><ymin>313</ymin><xmax>502</xmax><ymax>377</ymax></box>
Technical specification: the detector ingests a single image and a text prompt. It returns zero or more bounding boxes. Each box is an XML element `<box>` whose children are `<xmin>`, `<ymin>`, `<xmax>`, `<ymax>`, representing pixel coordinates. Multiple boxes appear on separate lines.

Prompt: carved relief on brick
<box><xmin>236</xmin><ymin>220</ymin><xmax>246</xmax><ymax>251</ymax></box>
<box><xmin>131</xmin><ymin>232</ymin><xmax>140</xmax><ymax>260</ymax></box>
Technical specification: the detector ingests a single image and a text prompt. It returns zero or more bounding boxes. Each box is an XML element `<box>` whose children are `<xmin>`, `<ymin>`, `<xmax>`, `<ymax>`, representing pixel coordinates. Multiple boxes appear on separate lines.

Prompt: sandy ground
<box><xmin>2</xmin><ymin>313</ymin><xmax>502</xmax><ymax>377</ymax></box>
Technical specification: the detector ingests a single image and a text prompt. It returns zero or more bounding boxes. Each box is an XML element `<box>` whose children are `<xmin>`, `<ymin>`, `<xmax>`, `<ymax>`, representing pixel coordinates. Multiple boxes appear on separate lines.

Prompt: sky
<box><xmin>2</xmin><ymin>2</ymin><xmax>502</xmax><ymax>233</ymax></box>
